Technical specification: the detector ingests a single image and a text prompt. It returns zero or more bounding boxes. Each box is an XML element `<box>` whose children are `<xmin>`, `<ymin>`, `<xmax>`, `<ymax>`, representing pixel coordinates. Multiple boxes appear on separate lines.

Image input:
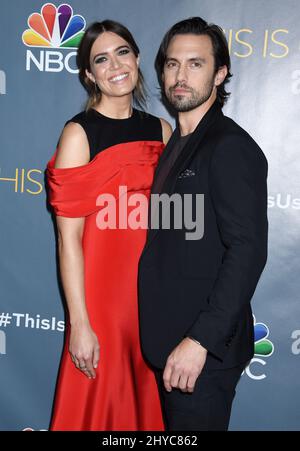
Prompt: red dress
<box><xmin>46</xmin><ymin>139</ymin><xmax>165</xmax><ymax>430</ymax></box>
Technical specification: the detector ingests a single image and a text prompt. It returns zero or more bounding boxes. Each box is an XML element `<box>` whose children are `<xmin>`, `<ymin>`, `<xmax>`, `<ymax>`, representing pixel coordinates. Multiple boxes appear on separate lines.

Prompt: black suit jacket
<box><xmin>138</xmin><ymin>101</ymin><xmax>268</xmax><ymax>370</ymax></box>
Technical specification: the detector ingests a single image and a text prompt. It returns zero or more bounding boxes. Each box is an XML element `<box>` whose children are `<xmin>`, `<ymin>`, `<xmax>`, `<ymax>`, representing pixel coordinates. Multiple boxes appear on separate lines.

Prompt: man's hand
<box><xmin>163</xmin><ymin>337</ymin><xmax>207</xmax><ymax>393</ymax></box>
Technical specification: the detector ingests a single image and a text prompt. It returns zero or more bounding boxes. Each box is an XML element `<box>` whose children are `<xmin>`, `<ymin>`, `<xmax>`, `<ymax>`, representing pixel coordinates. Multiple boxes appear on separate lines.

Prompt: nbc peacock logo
<box><xmin>253</xmin><ymin>315</ymin><xmax>274</xmax><ymax>358</ymax></box>
<box><xmin>22</xmin><ymin>3</ymin><xmax>86</xmax><ymax>73</ymax></box>
<box><xmin>244</xmin><ymin>315</ymin><xmax>274</xmax><ymax>380</ymax></box>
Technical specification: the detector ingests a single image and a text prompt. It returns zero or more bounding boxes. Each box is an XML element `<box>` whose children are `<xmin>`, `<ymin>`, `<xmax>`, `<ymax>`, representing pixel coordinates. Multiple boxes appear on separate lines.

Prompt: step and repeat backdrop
<box><xmin>0</xmin><ymin>0</ymin><xmax>299</xmax><ymax>431</ymax></box>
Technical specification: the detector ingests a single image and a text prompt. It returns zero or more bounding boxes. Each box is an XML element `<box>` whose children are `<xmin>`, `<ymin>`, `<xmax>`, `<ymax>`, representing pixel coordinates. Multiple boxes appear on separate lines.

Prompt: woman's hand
<box><xmin>69</xmin><ymin>322</ymin><xmax>100</xmax><ymax>379</ymax></box>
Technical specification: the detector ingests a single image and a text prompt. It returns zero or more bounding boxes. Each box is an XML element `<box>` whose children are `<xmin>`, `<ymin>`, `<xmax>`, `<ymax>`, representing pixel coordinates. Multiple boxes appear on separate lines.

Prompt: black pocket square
<box><xmin>178</xmin><ymin>168</ymin><xmax>196</xmax><ymax>179</ymax></box>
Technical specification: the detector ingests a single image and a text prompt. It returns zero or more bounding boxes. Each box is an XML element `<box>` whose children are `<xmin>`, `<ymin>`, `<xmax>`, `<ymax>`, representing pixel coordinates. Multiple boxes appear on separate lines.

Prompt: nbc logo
<box><xmin>22</xmin><ymin>3</ymin><xmax>86</xmax><ymax>73</ymax></box>
<box><xmin>244</xmin><ymin>315</ymin><xmax>274</xmax><ymax>380</ymax></box>
<box><xmin>253</xmin><ymin>317</ymin><xmax>274</xmax><ymax>358</ymax></box>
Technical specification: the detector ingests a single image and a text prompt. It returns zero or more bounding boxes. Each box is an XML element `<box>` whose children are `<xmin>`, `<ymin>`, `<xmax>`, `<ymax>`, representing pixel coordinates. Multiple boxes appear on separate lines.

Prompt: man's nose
<box><xmin>175</xmin><ymin>64</ymin><xmax>187</xmax><ymax>83</ymax></box>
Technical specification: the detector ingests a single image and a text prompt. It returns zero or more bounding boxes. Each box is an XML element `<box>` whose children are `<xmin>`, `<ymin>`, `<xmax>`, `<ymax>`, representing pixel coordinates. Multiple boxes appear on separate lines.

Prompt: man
<box><xmin>138</xmin><ymin>17</ymin><xmax>268</xmax><ymax>431</ymax></box>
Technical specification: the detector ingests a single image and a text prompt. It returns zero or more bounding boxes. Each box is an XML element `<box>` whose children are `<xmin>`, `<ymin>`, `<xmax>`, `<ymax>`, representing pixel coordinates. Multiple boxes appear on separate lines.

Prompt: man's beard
<box><xmin>166</xmin><ymin>79</ymin><xmax>215</xmax><ymax>112</ymax></box>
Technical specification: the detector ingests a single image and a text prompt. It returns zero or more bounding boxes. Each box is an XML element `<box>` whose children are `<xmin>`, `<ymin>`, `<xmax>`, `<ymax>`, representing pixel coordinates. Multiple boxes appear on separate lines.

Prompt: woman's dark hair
<box><xmin>155</xmin><ymin>17</ymin><xmax>232</xmax><ymax>107</ymax></box>
<box><xmin>77</xmin><ymin>20</ymin><xmax>147</xmax><ymax>110</ymax></box>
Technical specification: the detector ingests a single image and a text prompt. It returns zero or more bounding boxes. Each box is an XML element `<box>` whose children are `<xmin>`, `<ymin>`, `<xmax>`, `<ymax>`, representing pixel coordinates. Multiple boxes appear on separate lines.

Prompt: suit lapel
<box><xmin>142</xmin><ymin>102</ymin><xmax>223</xmax><ymax>255</ymax></box>
<box><xmin>151</xmin><ymin>126</ymin><xmax>180</xmax><ymax>182</ymax></box>
<box><xmin>163</xmin><ymin>102</ymin><xmax>222</xmax><ymax>195</ymax></box>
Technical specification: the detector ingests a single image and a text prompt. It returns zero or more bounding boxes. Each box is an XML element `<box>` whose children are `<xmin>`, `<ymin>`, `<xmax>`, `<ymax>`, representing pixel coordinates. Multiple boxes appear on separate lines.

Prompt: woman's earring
<box><xmin>94</xmin><ymin>80</ymin><xmax>98</xmax><ymax>92</ymax></box>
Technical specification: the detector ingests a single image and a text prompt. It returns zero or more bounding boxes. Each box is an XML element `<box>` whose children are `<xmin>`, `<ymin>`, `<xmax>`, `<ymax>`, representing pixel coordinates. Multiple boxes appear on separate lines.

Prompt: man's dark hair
<box><xmin>155</xmin><ymin>17</ymin><xmax>232</xmax><ymax>107</ymax></box>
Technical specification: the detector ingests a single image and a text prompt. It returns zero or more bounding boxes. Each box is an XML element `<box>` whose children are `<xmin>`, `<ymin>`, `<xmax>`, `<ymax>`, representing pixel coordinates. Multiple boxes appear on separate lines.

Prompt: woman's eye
<box><xmin>119</xmin><ymin>48</ymin><xmax>130</xmax><ymax>55</ymax></box>
<box><xmin>95</xmin><ymin>57</ymin><xmax>107</xmax><ymax>64</ymax></box>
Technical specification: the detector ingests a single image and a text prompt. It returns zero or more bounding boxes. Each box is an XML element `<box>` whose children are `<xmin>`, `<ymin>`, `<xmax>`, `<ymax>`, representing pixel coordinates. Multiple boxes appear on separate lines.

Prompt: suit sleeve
<box><xmin>185</xmin><ymin>133</ymin><xmax>268</xmax><ymax>361</ymax></box>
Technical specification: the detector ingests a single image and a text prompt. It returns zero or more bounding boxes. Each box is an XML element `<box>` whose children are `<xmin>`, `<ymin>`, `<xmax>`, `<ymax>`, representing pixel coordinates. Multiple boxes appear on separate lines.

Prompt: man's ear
<box><xmin>85</xmin><ymin>68</ymin><xmax>95</xmax><ymax>84</ymax></box>
<box><xmin>215</xmin><ymin>65</ymin><xmax>228</xmax><ymax>86</ymax></box>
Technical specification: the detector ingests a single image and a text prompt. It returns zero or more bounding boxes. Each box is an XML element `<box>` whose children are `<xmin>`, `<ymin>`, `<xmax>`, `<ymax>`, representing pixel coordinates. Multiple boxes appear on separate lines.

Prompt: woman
<box><xmin>46</xmin><ymin>20</ymin><xmax>172</xmax><ymax>430</ymax></box>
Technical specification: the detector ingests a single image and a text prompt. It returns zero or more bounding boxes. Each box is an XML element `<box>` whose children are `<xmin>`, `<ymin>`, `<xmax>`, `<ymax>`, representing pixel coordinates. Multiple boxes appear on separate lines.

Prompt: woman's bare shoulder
<box><xmin>54</xmin><ymin>122</ymin><xmax>90</xmax><ymax>169</ymax></box>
